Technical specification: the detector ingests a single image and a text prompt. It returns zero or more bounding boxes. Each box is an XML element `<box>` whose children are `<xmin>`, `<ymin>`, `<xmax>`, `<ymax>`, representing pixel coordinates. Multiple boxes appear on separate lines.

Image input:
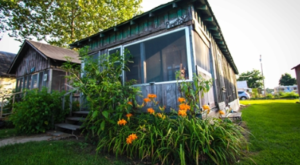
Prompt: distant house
<box><xmin>292</xmin><ymin>64</ymin><xmax>300</xmax><ymax>100</ymax></box>
<box><xmin>237</xmin><ymin>81</ymin><xmax>252</xmax><ymax>92</ymax></box>
<box><xmin>70</xmin><ymin>0</ymin><xmax>240</xmax><ymax>112</ymax></box>
<box><xmin>7</xmin><ymin>40</ymin><xmax>80</xmax><ymax>92</ymax></box>
<box><xmin>0</xmin><ymin>51</ymin><xmax>16</xmax><ymax>98</ymax></box>
<box><xmin>274</xmin><ymin>85</ymin><xmax>298</xmax><ymax>94</ymax></box>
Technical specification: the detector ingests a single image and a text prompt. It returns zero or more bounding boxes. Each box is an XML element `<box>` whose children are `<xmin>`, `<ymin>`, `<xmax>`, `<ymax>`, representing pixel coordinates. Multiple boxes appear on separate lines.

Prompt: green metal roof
<box><xmin>70</xmin><ymin>0</ymin><xmax>239</xmax><ymax>74</ymax></box>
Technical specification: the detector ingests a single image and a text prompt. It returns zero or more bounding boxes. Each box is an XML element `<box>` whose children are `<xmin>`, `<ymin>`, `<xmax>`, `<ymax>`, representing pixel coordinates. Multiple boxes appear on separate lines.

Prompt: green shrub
<box><xmin>266</xmin><ymin>93</ymin><xmax>274</xmax><ymax>99</ymax></box>
<box><xmin>10</xmin><ymin>88</ymin><xmax>68</xmax><ymax>134</ymax></box>
<box><xmin>280</xmin><ymin>92</ymin><xmax>299</xmax><ymax>99</ymax></box>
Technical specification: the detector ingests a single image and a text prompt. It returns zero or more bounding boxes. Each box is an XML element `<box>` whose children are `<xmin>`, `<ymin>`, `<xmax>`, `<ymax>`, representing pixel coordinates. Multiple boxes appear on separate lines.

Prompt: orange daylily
<box><xmin>219</xmin><ymin>110</ymin><xmax>225</xmax><ymax>115</ymax></box>
<box><xmin>144</xmin><ymin>98</ymin><xmax>151</xmax><ymax>103</ymax></box>
<box><xmin>126</xmin><ymin>133</ymin><xmax>138</xmax><ymax>144</ymax></box>
<box><xmin>147</xmin><ymin>108</ymin><xmax>155</xmax><ymax>114</ymax></box>
<box><xmin>126</xmin><ymin>113</ymin><xmax>133</xmax><ymax>118</ymax></box>
<box><xmin>117</xmin><ymin>119</ymin><xmax>127</xmax><ymax>126</ymax></box>
<box><xmin>178</xmin><ymin>110</ymin><xmax>187</xmax><ymax>117</ymax></box>
<box><xmin>148</xmin><ymin>94</ymin><xmax>157</xmax><ymax>99</ymax></box>
<box><xmin>178</xmin><ymin>97</ymin><xmax>186</xmax><ymax>103</ymax></box>
<box><xmin>179</xmin><ymin>104</ymin><xmax>190</xmax><ymax>111</ymax></box>
<box><xmin>127</xmin><ymin>101</ymin><xmax>133</xmax><ymax>105</ymax></box>
<box><xmin>202</xmin><ymin>105</ymin><xmax>210</xmax><ymax>110</ymax></box>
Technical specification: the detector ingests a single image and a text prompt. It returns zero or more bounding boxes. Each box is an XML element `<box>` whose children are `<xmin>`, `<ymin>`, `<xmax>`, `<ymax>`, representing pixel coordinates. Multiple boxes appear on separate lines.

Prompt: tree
<box><xmin>279</xmin><ymin>73</ymin><xmax>296</xmax><ymax>86</ymax></box>
<box><xmin>0</xmin><ymin>0</ymin><xmax>142</xmax><ymax>47</ymax></box>
<box><xmin>237</xmin><ymin>69</ymin><xmax>264</xmax><ymax>88</ymax></box>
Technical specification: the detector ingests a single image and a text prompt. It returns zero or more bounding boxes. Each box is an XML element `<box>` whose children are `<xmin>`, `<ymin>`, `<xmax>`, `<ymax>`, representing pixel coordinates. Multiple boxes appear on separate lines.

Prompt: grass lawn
<box><xmin>239</xmin><ymin>99</ymin><xmax>300</xmax><ymax>164</ymax></box>
<box><xmin>0</xmin><ymin>128</ymin><xmax>16</xmax><ymax>139</ymax></box>
<box><xmin>0</xmin><ymin>140</ymin><xmax>137</xmax><ymax>165</ymax></box>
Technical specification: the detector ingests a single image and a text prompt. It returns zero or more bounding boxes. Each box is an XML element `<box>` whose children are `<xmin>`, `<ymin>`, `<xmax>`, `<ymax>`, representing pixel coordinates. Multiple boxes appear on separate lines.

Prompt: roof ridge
<box><xmin>26</xmin><ymin>40</ymin><xmax>76</xmax><ymax>52</ymax></box>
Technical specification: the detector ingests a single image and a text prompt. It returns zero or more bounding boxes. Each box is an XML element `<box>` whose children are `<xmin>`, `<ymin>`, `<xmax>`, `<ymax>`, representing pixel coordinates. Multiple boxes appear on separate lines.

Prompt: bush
<box><xmin>266</xmin><ymin>93</ymin><xmax>274</xmax><ymax>99</ymax></box>
<box><xmin>280</xmin><ymin>92</ymin><xmax>299</xmax><ymax>99</ymax></box>
<box><xmin>10</xmin><ymin>88</ymin><xmax>68</xmax><ymax>134</ymax></box>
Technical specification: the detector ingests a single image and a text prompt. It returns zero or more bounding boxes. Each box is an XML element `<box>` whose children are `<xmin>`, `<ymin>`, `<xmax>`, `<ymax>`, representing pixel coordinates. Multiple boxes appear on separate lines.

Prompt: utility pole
<box><xmin>260</xmin><ymin>55</ymin><xmax>266</xmax><ymax>96</ymax></box>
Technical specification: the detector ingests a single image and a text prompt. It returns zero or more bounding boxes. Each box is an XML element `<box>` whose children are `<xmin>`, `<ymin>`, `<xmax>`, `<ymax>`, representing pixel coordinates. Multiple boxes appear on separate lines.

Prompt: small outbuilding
<box><xmin>7</xmin><ymin>40</ymin><xmax>80</xmax><ymax>92</ymax></box>
<box><xmin>292</xmin><ymin>64</ymin><xmax>300</xmax><ymax>100</ymax></box>
<box><xmin>70</xmin><ymin>0</ymin><xmax>239</xmax><ymax>113</ymax></box>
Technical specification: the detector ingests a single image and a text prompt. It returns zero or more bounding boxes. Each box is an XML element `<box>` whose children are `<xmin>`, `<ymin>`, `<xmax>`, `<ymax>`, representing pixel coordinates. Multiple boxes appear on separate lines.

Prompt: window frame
<box><xmin>108</xmin><ymin>46</ymin><xmax>123</xmax><ymax>82</ymax></box>
<box><xmin>122</xmin><ymin>27</ymin><xmax>193</xmax><ymax>86</ymax></box>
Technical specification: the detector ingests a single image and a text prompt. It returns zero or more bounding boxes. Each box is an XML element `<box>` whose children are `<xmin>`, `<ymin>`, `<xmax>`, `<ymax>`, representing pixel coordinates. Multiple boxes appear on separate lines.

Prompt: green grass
<box><xmin>0</xmin><ymin>128</ymin><xmax>16</xmax><ymax>139</ymax></box>
<box><xmin>239</xmin><ymin>99</ymin><xmax>300</xmax><ymax>164</ymax></box>
<box><xmin>0</xmin><ymin>140</ymin><xmax>136</xmax><ymax>165</ymax></box>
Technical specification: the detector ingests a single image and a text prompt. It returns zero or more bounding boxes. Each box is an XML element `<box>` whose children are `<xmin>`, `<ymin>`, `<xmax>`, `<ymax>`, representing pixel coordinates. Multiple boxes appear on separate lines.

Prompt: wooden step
<box><xmin>73</xmin><ymin>111</ymin><xmax>89</xmax><ymax>115</ymax></box>
<box><xmin>66</xmin><ymin>117</ymin><xmax>85</xmax><ymax>121</ymax></box>
<box><xmin>55</xmin><ymin>123</ymin><xmax>81</xmax><ymax>131</ymax></box>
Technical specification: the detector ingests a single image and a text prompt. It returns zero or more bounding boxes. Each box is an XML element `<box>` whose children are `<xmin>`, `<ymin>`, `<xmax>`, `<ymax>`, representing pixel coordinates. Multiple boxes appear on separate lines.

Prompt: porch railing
<box><xmin>0</xmin><ymin>91</ymin><xmax>24</xmax><ymax>119</ymax></box>
<box><xmin>62</xmin><ymin>88</ymin><xmax>79</xmax><ymax>117</ymax></box>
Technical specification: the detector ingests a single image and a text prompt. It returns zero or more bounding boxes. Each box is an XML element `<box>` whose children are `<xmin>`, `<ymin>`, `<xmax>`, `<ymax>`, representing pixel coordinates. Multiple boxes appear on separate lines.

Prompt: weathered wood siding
<box><xmin>135</xmin><ymin>82</ymin><xmax>183</xmax><ymax>113</ymax></box>
<box><xmin>85</xmin><ymin>4</ymin><xmax>192</xmax><ymax>55</ymax></box>
<box><xmin>16</xmin><ymin>47</ymin><xmax>49</xmax><ymax>77</ymax></box>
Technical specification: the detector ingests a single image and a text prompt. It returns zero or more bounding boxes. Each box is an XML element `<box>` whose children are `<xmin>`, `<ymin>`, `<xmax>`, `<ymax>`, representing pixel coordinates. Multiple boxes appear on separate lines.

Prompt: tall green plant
<box><xmin>176</xmin><ymin>71</ymin><xmax>212</xmax><ymax>117</ymax></box>
<box><xmin>63</xmin><ymin>46</ymin><xmax>140</xmax><ymax>137</ymax></box>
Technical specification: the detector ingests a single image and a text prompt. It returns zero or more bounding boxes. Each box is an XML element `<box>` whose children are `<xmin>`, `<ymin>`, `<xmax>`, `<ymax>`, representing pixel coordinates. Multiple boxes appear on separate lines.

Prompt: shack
<box><xmin>70</xmin><ymin>0</ymin><xmax>239</xmax><ymax>113</ymax></box>
<box><xmin>8</xmin><ymin>40</ymin><xmax>80</xmax><ymax>92</ymax></box>
<box><xmin>292</xmin><ymin>64</ymin><xmax>300</xmax><ymax>100</ymax></box>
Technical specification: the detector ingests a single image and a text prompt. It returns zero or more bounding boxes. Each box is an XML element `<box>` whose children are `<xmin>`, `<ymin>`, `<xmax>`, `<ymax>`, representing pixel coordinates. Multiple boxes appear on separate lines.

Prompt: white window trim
<box><xmin>122</xmin><ymin>27</ymin><xmax>193</xmax><ymax>86</ymax></box>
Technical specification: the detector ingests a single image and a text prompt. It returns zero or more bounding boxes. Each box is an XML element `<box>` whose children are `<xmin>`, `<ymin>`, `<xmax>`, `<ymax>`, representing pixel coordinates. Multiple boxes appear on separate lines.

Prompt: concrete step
<box><xmin>55</xmin><ymin>123</ymin><xmax>81</xmax><ymax>131</ymax></box>
<box><xmin>73</xmin><ymin>111</ymin><xmax>89</xmax><ymax>115</ymax></box>
<box><xmin>66</xmin><ymin>117</ymin><xmax>85</xmax><ymax>122</ymax></box>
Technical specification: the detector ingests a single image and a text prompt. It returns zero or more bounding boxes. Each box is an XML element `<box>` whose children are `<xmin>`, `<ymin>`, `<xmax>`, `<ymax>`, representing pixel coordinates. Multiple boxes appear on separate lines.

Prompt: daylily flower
<box><xmin>117</xmin><ymin>119</ymin><xmax>127</xmax><ymax>126</ymax></box>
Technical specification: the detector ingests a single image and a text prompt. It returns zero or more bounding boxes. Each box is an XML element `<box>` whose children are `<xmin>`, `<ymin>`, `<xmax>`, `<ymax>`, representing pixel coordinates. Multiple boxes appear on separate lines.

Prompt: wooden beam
<box><xmin>99</xmin><ymin>33</ymin><xmax>105</xmax><ymax>38</ymax></box>
<box><xmin>212</xmin><ymin>32</ymin><xmax>221</xmax><ymax>36</ymax></box>
<box><xmin>88</xmin><ymin>38</ymin><xmax>92</xmax><ymax>42</ymax></box>
<box><xmin>208</xmin><ymin>26</ymin><xmax>218</xmax><ymax>31</ymax></box>
<box><xmin>204</xmin><ymin>17</ymin><xmax>213</xmax><ymax>22</ymax></box>
<box><xmin>149</xmin><ymin>12</ymin><xmax>154</xmax><ymax>17</ymax></box>
<box><xmin>197</xmin><ymin>5</ymin><xmax>208</xmax><ymax>11</ymax></box>
<box><xmin>114</xmin><ymin>27</ymin><xmax>118</xmax><ymax>31</ymax></box>
<box><xmin>218</xmin><ymin>41</ymin><xmax>225</xmax><ymax>45</ymax></box>
<box><xmin>172</xmin><ymin>3</ymin><xmax>177</xmax><ymax>8</ymax></box>
<box><xmin>130</xmin><ymin>20</ymin><xmax>135</xmax><ymax>25</ymax></box>
<box><xmin>77</xmin><ymin>42</ymin><xmax>80</xmax><ymax>46</ymax></box>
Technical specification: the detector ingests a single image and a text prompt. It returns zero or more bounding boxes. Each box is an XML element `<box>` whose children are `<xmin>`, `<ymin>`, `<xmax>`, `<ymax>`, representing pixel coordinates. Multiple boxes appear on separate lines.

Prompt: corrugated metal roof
<box><xmin>0</xmin><ymin>51</ymin><xmax>16</xmax><ymax>77</ymax></box>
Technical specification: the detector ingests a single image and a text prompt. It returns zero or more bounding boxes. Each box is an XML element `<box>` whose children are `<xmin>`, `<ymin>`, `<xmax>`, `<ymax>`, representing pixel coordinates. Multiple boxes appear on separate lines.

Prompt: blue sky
<box><xmin>0</xmin><ymin>0</ymin><xmax>299</xmax><ymax>89</ymax></box>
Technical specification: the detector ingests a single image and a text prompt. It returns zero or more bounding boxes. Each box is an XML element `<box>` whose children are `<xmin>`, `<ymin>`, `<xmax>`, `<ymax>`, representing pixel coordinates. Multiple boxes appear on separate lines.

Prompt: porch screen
<box><xmin>124</xmin><ymin>30</ymin><xmax>188</xmax><ymax>84</ymax></box>
<box><xmin>109</xmin><ymin>48</ymin><xmax>122</xmax><ymax>82</ymax></box>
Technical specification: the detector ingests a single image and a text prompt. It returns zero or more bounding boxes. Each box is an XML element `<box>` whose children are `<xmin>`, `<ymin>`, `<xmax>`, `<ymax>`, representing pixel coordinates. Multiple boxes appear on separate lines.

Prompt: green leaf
<box><xmin>102</xmin><ymin>111</ymin><xmax>109</xmax><ymax>119</ymax></box>
<box><xmin>100</xmin><ymin>121</ymin><xmax>105</xmax><ymax>130</ymax></box>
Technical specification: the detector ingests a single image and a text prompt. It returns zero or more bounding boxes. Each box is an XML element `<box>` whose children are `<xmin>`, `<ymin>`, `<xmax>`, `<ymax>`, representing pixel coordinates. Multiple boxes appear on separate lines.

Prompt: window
<box><xmin>31</xmin><ymin>74</ymin><xmax>38</xmax><ymax>89</ymax></box>
<box><xmin>124</xmin><ymin>29</ymin><xmax>189</xmax><ymax>84</ymax></box>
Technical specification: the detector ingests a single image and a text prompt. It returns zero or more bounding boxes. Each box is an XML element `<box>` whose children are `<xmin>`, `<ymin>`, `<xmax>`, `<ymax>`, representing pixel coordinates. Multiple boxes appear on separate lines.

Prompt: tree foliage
<box><xmin>237</xmin><ymin>69</ymin><xmax>264</xmax><ymax>88</ymax></box>
<box><xmin>279</xmin><ymin>73</ymin><xmax>296</xmax><ymax>86</ymax></box>
<box><xmin>0</xmin><ymin>0</ymin><xmax>142</xmax><ymax>47</ymax></box>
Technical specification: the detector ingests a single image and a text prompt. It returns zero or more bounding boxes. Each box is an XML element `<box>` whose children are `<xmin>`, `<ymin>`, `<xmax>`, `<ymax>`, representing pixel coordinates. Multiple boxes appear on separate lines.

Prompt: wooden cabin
<box><xmin>292</xmin><ymin>64</ymin><xmax>300</xmax><ymax>100</ymax></box>
<box><xmin>70</xmin><ymin>0</ymin><xmax>240</xmax><ymax>114</ymax></box>
<box><xmin>7</xmin><ymin>40</ymin><xmax>80</xmax><ymax>93</ymax></box>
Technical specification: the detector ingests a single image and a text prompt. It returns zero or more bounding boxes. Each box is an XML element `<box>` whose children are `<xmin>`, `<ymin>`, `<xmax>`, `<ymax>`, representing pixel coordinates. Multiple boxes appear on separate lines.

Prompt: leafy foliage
<box><xmin>279</xmin><ymin>73</ymin><xmax>296</xmax><ymax>86</ymax></box>
<box><xmin>10</xmin><ymin>88</ymin><xmax>68</xmax><ymax>134</ymax></box>
<box><xmin>237</xmin><ymin>69</ymin><xmax>264</xmax><ymax>88</ymax></box>
<box><xmin>0</xmin><ymin>0</ymin><xmax>142</xmax><ymax>47</ymax></box>
<box><xmin>63</xmin><ymin>46</ymin><xmax>140</xmax><ymax>137</ymax></box>
<box><xmin>97</xmin><ymin>97</ymin><xmax>246</xmax><ymax>165</ymax></box>
<box><xmin>176</xmin><ymin>71</ymin><xmax>212</xmax><ymax>117</ymax></box>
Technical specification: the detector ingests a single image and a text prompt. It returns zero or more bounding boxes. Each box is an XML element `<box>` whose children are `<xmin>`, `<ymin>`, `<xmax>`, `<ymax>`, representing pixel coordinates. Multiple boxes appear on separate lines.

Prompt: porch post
<box><xmin>48</xmin><ymin>69</ymin><xmax>53</xmax><ymax>93</ymax></box>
